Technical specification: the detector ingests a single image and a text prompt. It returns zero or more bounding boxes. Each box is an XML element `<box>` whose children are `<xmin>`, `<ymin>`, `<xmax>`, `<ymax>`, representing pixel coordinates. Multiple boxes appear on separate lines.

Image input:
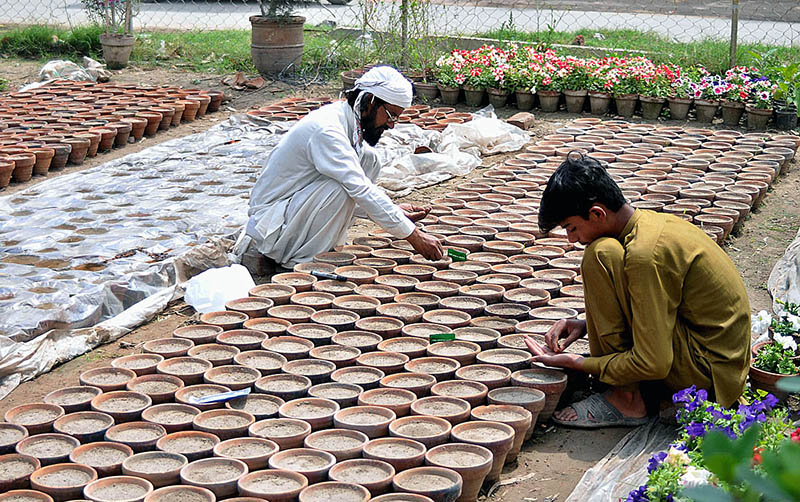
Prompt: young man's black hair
<box><xmin>538</xmin><ymin>152</ymin><xmax>627</xmax><ymax>234</ymax></box>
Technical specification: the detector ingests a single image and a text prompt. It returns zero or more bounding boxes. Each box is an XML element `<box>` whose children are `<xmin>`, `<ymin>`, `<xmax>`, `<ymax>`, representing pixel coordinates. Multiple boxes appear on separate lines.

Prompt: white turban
<box><xmin>353</xmin><ymin>66</ymin><xmax>413</xmax><ymax>109</ymax></box>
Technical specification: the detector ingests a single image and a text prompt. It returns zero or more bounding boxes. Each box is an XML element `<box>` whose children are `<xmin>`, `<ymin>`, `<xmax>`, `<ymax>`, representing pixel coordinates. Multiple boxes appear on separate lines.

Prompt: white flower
<box><xmin>665</xmin><ymin>446</ymin><xmax>691</xmax><ymax>467</ymax></box>
<box><xmin>788</xmin><ymin>314</ymin><xmax>800</xmax><ymax>333</ymax></box>
<box><xmin>680</xmin><ymin>466</ymin><xmax>711</xmax><ymax>487</ymax></box>
<box><xmin>774</xmin><ymin>333</ymin><xmax>798</xmax><ymax>353</ymax></box>
<box><xmin>751</xmin><ymin>310</ymin><xmax>772</xmax><ymax>336</ymax></box>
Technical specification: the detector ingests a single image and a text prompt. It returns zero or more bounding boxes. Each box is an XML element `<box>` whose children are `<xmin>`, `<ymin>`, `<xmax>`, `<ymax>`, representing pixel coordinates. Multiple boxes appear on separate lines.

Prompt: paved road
<box><xmin>2</xmin><ymin>0</ymin><xmax>798</xmax><ymax>46</ymax></box>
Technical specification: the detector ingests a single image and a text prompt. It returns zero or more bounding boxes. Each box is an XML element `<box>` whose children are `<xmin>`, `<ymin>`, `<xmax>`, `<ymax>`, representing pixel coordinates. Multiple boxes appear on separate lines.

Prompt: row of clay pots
<box><xmin>0</xmin><ymin>80</ymin><xmax>225</xmax><ymax>189</ymax></box>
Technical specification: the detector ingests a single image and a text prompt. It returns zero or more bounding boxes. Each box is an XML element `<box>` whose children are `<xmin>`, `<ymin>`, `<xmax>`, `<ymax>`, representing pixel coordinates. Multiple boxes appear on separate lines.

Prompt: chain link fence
<box><xmin>0</xmin><ymin>1</ymin><xmax>798</xmax><ymax>64</ymax></box>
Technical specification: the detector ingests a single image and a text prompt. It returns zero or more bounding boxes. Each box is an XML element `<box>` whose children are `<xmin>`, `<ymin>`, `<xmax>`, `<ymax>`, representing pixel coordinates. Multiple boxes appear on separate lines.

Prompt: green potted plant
<box><xmin>487</xmin><ymin>64</ymin><xmax>513</xmax><ymax>109</ymax></box>
<box><xmin>694</xmin><ymin>74</ymin><xmax>724</xmax><ymax>124</ymax></box>
<box><xmin>771</xmin><ymin>63</ymin><xmax>800</xmax><ymax>131</ymax></box>
<box><xmin>251</xmin><ymin>0</ymin><xmax>314</xmax><ymax>76</ymax></box>
<box><xmin>746</xmin><ymin>78</ymin><xmax>778</xmax><ymax>130</ymax></box>
<box><xmin>719</xmin><ymin>67</ymin><xmax>752</xmax><ymax>127</ymax></box>
<box><xmin>610</xmin><ymin>66</ymin><xmax>639</xmax><ymax>118</ymax></box>
<box><xmin>534</xmin><ymin>67</ymin><xmax>561</xmax><ymax>113</ymax></box>
<box><xmin>638</xmin><ymin>68</ymin><xmax>672</xmax><ymax>120</ymax></box>
<box><xmin>587</xmin><ymin>63</ymin><xmax>613</xmax><ymax>115</ymax></box>
<box><xmin>562</xmin><ymin>61</ymin><xmax>589</xmax><ymax>114</ymax></box>
<box><xmin>83</xmin><ymin>0</ymin><xmax>137</xmax><ymax>69</ymax></box>
<box><xmin>749</xmin><ymin>301</ymin><xmax>800</xmax><ymax>400</ymax></box>
<box><xmin>668</xmin><ymin>75</ymin><xmax>694</xmax><ymax>121</ymax></box>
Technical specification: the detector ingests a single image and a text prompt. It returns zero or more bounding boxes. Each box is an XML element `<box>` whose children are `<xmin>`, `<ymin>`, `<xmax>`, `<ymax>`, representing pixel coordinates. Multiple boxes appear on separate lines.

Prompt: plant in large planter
<box><xmin>719</xmin><ymin>66</ymin><xmax>752</xmax><ymax>127</ymax></box>
<box><xmin>586</xmin><ymin>61</ymin><xmax>614</xmax><ymax>115</ymax></box>
<box><xmin>749</xmin><ymin>301</ymin><xmax>800</xmax><ymax>399</ymax></box>
<box><xmin>638</xmin><ymin>65</ymin><xmax>674</xmax><ymax>120</ymax></box>
<box><xmin>486</xmin><ymin>59</ymin><xmax>514</xmax><ymax>109</ymax></box>
<box><xmin>667</xmin><ymin>71</ymin><xmax>696</xmax><ymax>121</ymax></box>
<box><xmin>561</xmin><ymin>59</ymin><xmax>589</xmax><ymax>114</ymax></box>
<box><xmin>531</xmin><ymin>55</ymin><xmax>561</xmax><ymax>113</ymax></box>
<box><xmin>609</xmin><ymin>65</ymin><xmax>639</xmax><ymax>118</ymax></box>
<box><xmin>746</xmin><ymin>78</ymin><xmax>778</xmax><ymax>130</ymax></box>
<box><xmin>251</xmin><ymin>0</ymin><xmax>316</xmax><ymax>77</ymax></box>
<box><xmin>771</xmin><ymin>62</ymin><xmax>800</xmax><ymax>131</ymax></box>
<box><xmin>83</xmin><ymin>0</ymin><xmax>137</xmax><ymax>69</ymax></box>
<box><xmin>505</xmin><ymin>62</ymin><xmax>534</xmax><ymax>111</ymax></box>
<box><xmin>461</xmin><ymin>46</ymin><xmax>503</xmax><ymax>108</ymax></box>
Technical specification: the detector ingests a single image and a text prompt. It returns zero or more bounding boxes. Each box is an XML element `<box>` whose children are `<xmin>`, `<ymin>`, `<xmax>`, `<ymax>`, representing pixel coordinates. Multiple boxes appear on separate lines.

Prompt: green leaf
<box><xmin>701</xmin><ymin>431</ymin><xmax>739</xmax><ymax>483</ymax></box>
<box><xmin>776</xmin><ymin>375</ymin><xmax>800</xmax><ymax>393</ymax></box>
<box><xmin>683</xmin><ymin>484</ymin><xmax>735</xmax><ymax>502</ymax></box>
<box><xmin>734</xmin><ymin>463</ymin><xmax>793</xmax><ymax>502</ymax></box>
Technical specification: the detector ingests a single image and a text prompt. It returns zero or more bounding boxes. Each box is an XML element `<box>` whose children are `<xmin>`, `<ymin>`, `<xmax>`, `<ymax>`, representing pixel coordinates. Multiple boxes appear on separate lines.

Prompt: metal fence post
<box><xmin>401</xmin><ymin>0</ymin><xmax>409</xmax><ymax>68</ymax></box>
<box><xmin>730</xmin><ymin>0</ymin><xmax>739</xmax><ymax>69</ymax></box>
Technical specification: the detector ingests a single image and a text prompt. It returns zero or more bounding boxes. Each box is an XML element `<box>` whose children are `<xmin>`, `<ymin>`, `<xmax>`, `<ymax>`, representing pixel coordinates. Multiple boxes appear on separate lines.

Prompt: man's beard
<box><xmin>361</xmin><ymin>107</ymin><xmax>388</xmax><ymax>146</ymax></box>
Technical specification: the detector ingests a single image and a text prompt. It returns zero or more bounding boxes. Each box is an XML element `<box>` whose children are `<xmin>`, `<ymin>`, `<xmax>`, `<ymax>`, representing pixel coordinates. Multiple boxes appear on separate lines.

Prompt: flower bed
<box><xmin>431</xmin><ymin>45</ymin><xmax>796</xmax><ymax>130</ymax></box>
<box><xmin>628</xmin><ymin>385</ymin><xmax>798</xmax><ymax>501</ymax></box>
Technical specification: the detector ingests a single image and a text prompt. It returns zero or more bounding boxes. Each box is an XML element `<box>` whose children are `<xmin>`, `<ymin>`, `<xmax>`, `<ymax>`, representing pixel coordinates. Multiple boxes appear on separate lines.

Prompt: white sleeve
<box><xmin>308</xmin><ymin>127</ymin><xmax>416</xmax><ymax>239</ymax></box>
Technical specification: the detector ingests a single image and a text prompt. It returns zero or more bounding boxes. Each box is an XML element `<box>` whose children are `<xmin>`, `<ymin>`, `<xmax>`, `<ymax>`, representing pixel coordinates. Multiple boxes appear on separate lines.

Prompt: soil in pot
<box><xmin>43</xmin><ymin>387</ymin><xmax>102</xmax><ymax>414</ymax></box>
<box><xmin>486</xmin><ymin>387</ymin><xmax>545</xmax><ymax>439</ymax></box>
<box><xmin>53</xmin><ymin>412</ymin><xmax>114</xmax><ymax>443</ymax></box>
<box><xmin>179</xmin><ymin>458</ymin><xmax>248</xmax><ymax>499</ymax></box>
<box><xmin>328</xmin><ymin>459</ymin><xmax>395</xmax><ymax>496</ymax></box>
<box><xmin>236</xmin><ymin>469</ymin><xmax>308</xmax><ymax>502</ymax></box>
<box><xmin>15</xmin><ymin>434</ymin><xmax>79</xmax><ymax>466</ymax></box>
<box><xmin>391</xmin><ymin>466</ymin><xmax>463</xmax><ymax>502</ymax></box>
<box><xmin>425</xmin><ymin>443</ymin><xmax>492</xmax><ymax>502</ymax></box>
<box><xmin>470</xmin><ymin>405</ymin><xmax>531</xmax><ymax>462</ymax></box>
<box><xmin>389</xmin><ymin>416</ymin><xmax>452</xmax><ymax>449</ymax></box>
<box><xmin>122</xmin><ymin>452</ymin><xmax>187</xmax><ymax>488</ymax></box>
<box><xmin>267</xmin><ymin>448</ymin><xmax>336</xmax><ymax>484</ymax></box>
<box><xmin>248</xmin><ymin>418</ymin><xmax>311</xmax><ymax>450</ymax></box>
<box><xmin>0</xmin><ymin>424</ymin><xmax>30</xmax><ymax>455</ymax></box>
<box><xmin>30</xmin><ymin>463</ymin><xmax>98</xmax><ymax>502</ymax></box>
<box><xmin>333</xmin><ymin>406</ymin><xmax>396</xmax><ymax>439</ymax></box>
<box><xmin>83</xmin><ymin>475</ymin><xmax>153</xmax><ymax>502</ymax></box>
<box><xmin>303</xmin><ymin>429</ymin><xmax>369</xmax><ymax>462</ymax></box>
<box><xmin>510</xmin><ymin>368</ymin><xmax>568</xmax><ymax>422</ymax></box>
<box><xmin>0</xmin><ymin>453</ymin><xmax>40</xmax><ymax>491</ymax></box>
<box><xmin>69</xmin><ymin>443</ymin><xmax>133</xmax><ymax>477</ymax></box>
<box><xmin>450</xmin><ymin>421</ymin><xmax>514</xmax><ymax>480</ymax></box>
<box><xmin>156</xmin><ymin>431</ymin><xmax>219</xmax><ymax>462</ymax></box>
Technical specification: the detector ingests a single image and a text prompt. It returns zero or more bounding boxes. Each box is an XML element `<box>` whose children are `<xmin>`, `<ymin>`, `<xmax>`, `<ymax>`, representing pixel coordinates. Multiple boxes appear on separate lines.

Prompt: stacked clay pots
<box><xmin>0</xmin><ymin>80</ymin><xmax>224</xmax><ymax>189</ymax></box>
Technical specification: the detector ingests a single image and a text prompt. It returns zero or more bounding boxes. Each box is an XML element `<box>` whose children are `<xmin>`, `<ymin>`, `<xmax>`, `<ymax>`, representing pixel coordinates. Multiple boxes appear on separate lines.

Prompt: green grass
<box><xmin>2</xmin><ymin>24</ymin><xmax>799</xmax><ymax>80</ymax></box>
<box><xmin>476</xmin><ymin>27</ymin><xmax>800</xmax><ymax>75</ymax></box>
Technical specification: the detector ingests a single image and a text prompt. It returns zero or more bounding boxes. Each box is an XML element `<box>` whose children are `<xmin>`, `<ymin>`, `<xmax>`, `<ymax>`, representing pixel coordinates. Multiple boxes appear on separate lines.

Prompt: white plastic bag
<box><xmin>184</xmin><ymin>264</ymin><xmax>255</xmax><ymax>313</ymax></box>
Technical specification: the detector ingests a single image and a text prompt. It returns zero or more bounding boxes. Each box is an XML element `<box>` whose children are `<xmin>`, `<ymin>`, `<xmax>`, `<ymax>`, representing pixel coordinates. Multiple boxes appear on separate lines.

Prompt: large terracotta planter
<box><xmin>250</xmin><ymin>16</ymin><xmax>305</xmax><ymax>76</ymax></box>
<box><xmin>462</xmin><ymin>86</ymin><xmax>485</xmax><ymax>108</ymax></box>
<box><xmin>750</xmin><ymin>341</ymin><xmax>800</xmax><ymax>400</ymax></box>
<box><xmin>668</xmin><ymin>97</ymin><xmax>692</xmax><ymax>120</ymax></box>
<box><xmin>537</xmin><ymin>90</ymin><xmax>560</xmax><ymax>112</ymax></box>
<box><xmin>694</xmin><ymin>99</ymin><xmax>719</xmax><ymax>123</ymax></box>
<box><xmin>588</xmin><ymin>91</ymin><xmax>611</xmax><ymax>115</ymax></box>
<box><xmin>721</xmin><ymin>100</ymin><xmax>745</xmax><ymax>127</ymax></box>
<box><xmin>614</xmin><ymin>94</ymin><xmax>638</xmax><ymax>118</ymax></box>
<box><xmin>100</xmin><ymin>34</ymin><xmax>135</xmax><ymax>70</ymax></box>
<box><xmin>563</xmin><ymin>89</ymin><xmax>587</xmax><ymax>114</ymax></box>
<box><xmin>639</xmin><ymin>95</ymin><xmax>665</xmax><ymax>120</ymax></box>
<box><xmin>416</xmin><ymin>81</ymin><xmax>439</xmax><ymax>103</ymax></box>
<box><xmin>487</xmin><ymin>88</ymin><xmax>509</xmax><ymax>109</ymax></box>
<box><xmin>515</xmin><ymin>90</ymin><xmax>534</xmax><ymax>111</ymax></box>
<box><xmin>746</xmin><ymin>106</ymin><xmax>772</xmax><ymax>130</ymax></box>
<box><xmin>438</xmin><ymin>85</ymin><xmax>460</xmax><ymax>106</ymax></box>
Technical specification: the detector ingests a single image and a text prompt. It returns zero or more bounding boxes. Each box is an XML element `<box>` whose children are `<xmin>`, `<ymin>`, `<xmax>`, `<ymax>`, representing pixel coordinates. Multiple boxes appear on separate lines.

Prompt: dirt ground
<box><xmin>1</xmin><ymin>60</ymin><xmax>799</xmax><ymax>501</ymax></box>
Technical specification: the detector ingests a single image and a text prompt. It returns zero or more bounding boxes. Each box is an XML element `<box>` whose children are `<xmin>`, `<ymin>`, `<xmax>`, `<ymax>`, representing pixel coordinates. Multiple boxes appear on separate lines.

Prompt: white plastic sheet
<box><xmin>184</xmin><ymin>264</ymin><xmax>255</xmax><ymax>314</ymax></box>
<box><xmin>0</xmin><ymin>110</ymin><xmax>526</xmax><ymax>397</ymax></box>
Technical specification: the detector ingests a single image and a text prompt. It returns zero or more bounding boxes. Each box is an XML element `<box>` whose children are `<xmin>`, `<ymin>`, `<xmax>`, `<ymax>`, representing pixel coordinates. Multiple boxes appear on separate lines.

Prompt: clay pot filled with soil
<box><xmin>111</xmin><ymin>354</ymin><xmax>165</xmax><ymax>376</ymax></box>
<box><xmin>286</xmin><ymin>323</ymin><xmax>338</xmax><ymax>347</ymax></box>
<box><xmin>392</xmin><ymin>466</ymin><xmax>463</xmax><ymax>502</ymax></box>
<box><xmin>0</xmin><ymin>490</ymin><xmax>55</xmax><ymax>502</ymax></box>
<box><xmin>216</xmin><ymin>329</ymin><xmax>268</xmax><ymax>351</ymax></box>
<box><xmin>470</xmin><ymin>405</ymin><xmax>531</xmax><ymax>462</ymax></box>
<box><xmin>237</xmin><ymin>469</ymin><xmax>308</xmax><ymax>502</ymax></box>
<box><xmin>359</xmin><ymin>388</ymin><xmax>417</xmax><ymax>417</ymax></box>
<box><xmin>53</xmin><ymin>411</ymin><xmax>115</xmax><ymax>443</ymax></box>
<box><xmin>30</xmin><ymin>463</ymin><xmax>98</xmax><ymax>502</ymax></box>
<box><xmin>451</xmin><ymin>420</ymin><xmax>514</xmax><ymax>481</ymax></box>
<box><xmin>75</xmin><ymin>368</ymin><xmax>134</xmax><ymax>393</ymax></box>
<box><xmin>104</xmin><ymin>422</ymin><xmax>167</xmax><ymax>453</ymax></box>
<box><xmin>425</xmin><ymin>443</ymin><xmax>492</xmax><ymax>502</ymax></box>
<box><xmin>357</xmin><ymin>352</ymin><xmax>411</xmax><ymax>375</ymax></box>
<box><xmin>0</xmin><ymin>453</ymin><xmax>40</xmax><ymax>491</ymax></box>
<box><xmin>156</xmin><ymin>431</ymin><xmax>219</xmax><ymax>462</ymax></box>
<box><xmin>475</xmin><ymin>349</ymin><xmax>531</xmax><ymax>372</ymax></box>
<box><xmin>179</xmin><ymin>457</ymin><xmax>248</xmax><ymax>498</ymax></box>
<box><xmin>333</xmin><ymin>406</ymin><xmax>396</xmax><ymax>439</ymax></box>
<box><xmin>121</xmin><ymin>451</ymin><xmax>187</xmax><ymax>488</ymax></box>
<box><xmin>510</xmin><ymin>368</ymin><xmax>568</xmax><ymax>422</ymax></box>
<box><xmin>268</xmin><ymin>448</ymin><xmax>336</xmax><ymax>484</ymax></box>
<box><xmin>329</xmin><ymin>459</ymin><xmax>396</xmax><ymax>496</ymax></box>
<box><xmin>278</xmin><ymin>398</ymin><xmax>340</xmax><ymax>431</ymax></box>
<box><xmin>156</xmin><ymin>357</ymin><xmax>213</xmax><ymax>386</ymax></box>
<box><xmin>362</xmin><ymin>437</ymin><xmax>426</xmax><ymax>473</ymax></box>
<box><xmin>43</xmin><ymin>387</ymin><xmax>102</xmax><ymax>414</ymax></box>
<box><xmin>193</xmin><ymin>409</ymin><xmax>256</xmax><ymax>440</ymax></box>
<box><xmin>141</xmin><ymin>404</ymin><xmax>201</xmax><ymax>433</ymax></box>
<box><xmin>226</xmin><ymin>394</ymin><xmax>285</xmax><ymax>421</ymax></box>
<box><xmin>410</xmin><ymin>396</ymin><xmax>471</xmax><ymax>425</ymax></box>
<box><xmin>248</xmin><ymin>418</ymin><xmax>311</xmax><ymax>450</ymax></box>
<box><xmin>203</xmin><ymin>365</ymin><xmax>260</xmax><ymax>390</ymax></box>
<box><xmin>15</xmin><ymin>434</ymin><xmax>80</xmax><ymax>466</ymax></box>
<box><xmin>389</xmin><ymin>415</ymin><xmax>452</xmax><ymax>449</ymax></box>
<box><xmin>83</xmin><ymin>475</ymin><xmax>153</xmax><ymax>502</ymax></box>
<box><xmin>380</xmin><ymin>372</ymin><xmax>437</xmax><ymax>398</ymax></box>
<box><xmin>308</xmin><ymin>382</ymin><xmax>363</xmax><ymax>408</ymax></box>
<box><xmin>282</xmin><ymin>359</ymin><xmax>337</xmax><ymax>385</ymax></box>
<box><xmin>173</xmin><ymin>325</ymin><xmax>223</xmax><ymax>345</ymax></box>
<box><xmin>255</xmin><ymin>373</ymin><xmax>312</xmax><ymax>401</ymax></box>
<box><xmin>430</xmin><ymin>380</ymin><xmax>488</xmax><ymax>408</ymax></box>
<box><xmin>142</xmin><ymin>338</ymin><xmax>195</xmax><ymax>359</ymax></box>
<box><xmin>261</xmin><ymin>335</ymin><xmax>314</xmax><ymax>361</ymax></box>
<box><xmin>298</xmin><ymin>481</ymin><xmax>372</xmax><ymax>502</ymax></box>
<box><xmin>4</xmin><ymin>404</ymin><xmax>65</xmax><ymax>436</ymax></box>
<box><xmin>199</xmin><ymin>311</ymin><xmax>248</xmax><ymax>331</ymax></box>
<box><xmin>487</xmin><ymin>387</ymin><xmax>545</xmax><ymax>439</ymax></box>
<box><xmin>90</xmin><ymin>392</ymin><xmax>151</xmax><ymax>423</ymax></box>
<box><xmin>69</xmin><ymin>442</ymin><xmax>133</xmax><ymax>477</ymax></box>
<box><xmin>143</xmin><ymin>486</ymin><xmax>215</xmax><ymax>502</ymax></box>
<box><xmin>378</xmin><ymin>338</ymin><xmax>430</xmax><ymax>360</ymax></box>
<box><xmin>303</xmin><ymin>429</ymin><xmax>369</xmax><ymax>461</ymax></box>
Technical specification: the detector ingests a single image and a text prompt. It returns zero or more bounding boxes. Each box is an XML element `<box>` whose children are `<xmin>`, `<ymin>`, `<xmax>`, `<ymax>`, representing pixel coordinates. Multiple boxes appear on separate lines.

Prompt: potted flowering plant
<box><xmin>506</xmin><ymin>65</ymin><xmax>535</xmax><ymax>111</ymax></box>
<box><xmin>720</xmin><ymin>66</ymin><xmax>752</xmax><ymax>126</ymax></box>
<box><xmin>434</xmin><ymin>51</ymin><xmax>466</xmax><ymax>105</ymax></box>
<box><xmin>668</xmin><ymin>77</ymin><xmax>694</xmax><ymax>120</ymax></box>
<box><xmin>83</xmin><ymin>0</ymin><xmax>137</xmax><ymax>69</ymax></box>
<box><xmin>771</xmin><ymin>63</ymin><xmax>800</xmax><ymax>130</ymax></box>
<box><xmin>694</xmin><ymin>73</ymin><xmax>725</xmax><ymax>123</ymax></box>
<box><xmin>627</xmin><ymin>385</ymin><xmax>794</xmax><ymax>502</ymax></box>
<box><xmin>561</xmin><ymin>59</ymin><xmax>589</xmax><ymax>113</ymax></box>
<box><xmin>638</xmin><ymin>66</ymin><xmax>674</xmax><ymax>120</ymax></box>
<box><xmin>586</xmin><ymin>60</ymin><xmax>614</xmax><ymax>115</ymax></box>
<box><xmin>487</xmin><ymin>61</ymin><xmax>513</xmax><ymax>109</ymax></box>
<box><xmin>608</xmin><ymin>61</ymin><xmax>640</xmax><ymax>118</ymax></box>
<box><xmin>746</xmin><ymin>78</ymin><xmax>778</xmax><ymax>130</ymax></box>
<box><xmin>750</xmin><ymin>300</ymin><xmax>800</xmax><ymax>398</ymax></box>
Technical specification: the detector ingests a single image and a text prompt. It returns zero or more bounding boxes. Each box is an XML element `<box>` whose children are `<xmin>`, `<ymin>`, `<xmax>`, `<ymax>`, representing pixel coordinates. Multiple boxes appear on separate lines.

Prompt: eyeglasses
<box><xmin>383</xmin><ymin>105</ymin><xmax>400</xmax><ymax>124</ymax></box>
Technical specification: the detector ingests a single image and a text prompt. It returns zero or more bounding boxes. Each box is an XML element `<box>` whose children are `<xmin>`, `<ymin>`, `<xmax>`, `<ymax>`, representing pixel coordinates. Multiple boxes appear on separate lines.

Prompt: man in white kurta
<box><xmin>238</xmin><ymin>66</ymin><xmax>443</xmax><ymax>270</ymax></box>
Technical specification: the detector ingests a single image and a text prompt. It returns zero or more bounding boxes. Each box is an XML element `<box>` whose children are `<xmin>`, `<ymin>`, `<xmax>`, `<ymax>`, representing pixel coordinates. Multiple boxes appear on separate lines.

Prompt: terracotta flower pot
<box><xmin>122</xmin><ymin>452</ymin><xmax>187</xmax><ymax>488</ymax></box>
<box><xmin>53</xmin><ymin>411</ymin><xmax>114</xmax><ymax>443</ymax></box>
<box><xmin>329</xmin><ymin>459</ymin><xmax>396</xmax><ymax>496</ymax></box>
<box><xmin>9</xmin><ymin>153</ymin><xmax>36</xmax><ymax>182</ymax></box>
<box><xmin>15</xmin><ymin>434</ymin><xmax>79</xmax><ymax>466</ymax></box>
<box><xmin>451</xmin><ymin>420</ymin><xmax>514</xmax><ymax>481</ymax></box>
<box><xmin>248</xmin><ymin>418</ymin><xmax>311</xmax><ymax>450</ymax></box>
<box><xmin>410</xmin><ymin>396</ymin><xmax>471</xmax><ymax>425</ymax></box>
<box><xmin>746</xmin><ymin>106</ymin><xmax>772</xmax><ymax>130</ymax></box>
<box><xmin>510</xmin><ymin>368</ymin><xmax>568</xmax><ymax>422</ymax></box>
<box><xmin>614</xmin><ymin>94</ymin><xmax>638</xmax><ymax>118</ymax></box>
<box><xmin>213</xmin><ymin>437</ymin><xmax>278</xmax><ymax>471</ymax></box>
<box><xmin>237</xmin><ymin>469</ymin><xmax>308</xmax><ymax>502</ymax></box>
<box><xmin>430</xmin><ymin>380</ymin><xmax>488</xmax><ymax>408</ymax></box>
<box><xmin>303</xmin><ymin>429</ymin><xmax>369</xmax><ymax>462</ymax></box>
<box><xmin>144</xmin><ymin>486</ymin><xmax>215</xmax><ymax>502</ymax></box>
<box><xmin>70</xmin><ymin>442</ymin><xmax>133</xmax><ymax>477</ymax></box>
<box><xmin>470</xmin><ymin>405</ymin><xmax>531</xmax><ymax>462</ymax></box>
<box><xmin>438</xmin><ymin>85</ymin><xmax>460</xmax><ymax>106</ymax></box>
<box><xmin>515</xmin><ymin>90</ymin><xmax>534</xmax><ymax>111</ymax></box>
<box><xmin>487</xmin><ymin>387</ymin><xmax>545</xmax><ymax>439</ymax></box>
<box><xmin>668</xmin><ymin>97</ymin><xmax>692</xmax><ymax>120</ymax></box>
<box><xmin>639</xmin><ymin>95</ymin><xmax>665</xmax><ymax>120</ymax></box>
<box><xmin>268</xmin><ymin>448</ymin><xmax>336</xmax><ymax>484</ymax></box>
<box><xmin>83</xmin><ymin>475</ymin><xmax>153</xmax><ymax>502</ymax></box>
<box><xmin>721</xmin><ymin>100</ymin><xmax>745</xmax><ymax>126</ymax></box>
<box><xmin>537</xmin><ymin>90</ymin><xmax>560</xmax><ymax>113</ymax></box>
<box><xmin>333</xmin><ymin>406</ymin><xmax>396</xmax><ymax>439</ymax></box>
<box><xmin>389</xmin><ymin>415</ymin><xmax>452</xmax><ymax>449</ymax></box>
<box><xmin>0</xmin><ymin>453</ymin><xmax>40</xmax><ymax>491</ymax></box>
<box><xmin>694</xmin><ymin>99</ymin><xmax>719</xmax><ymax>123</ymax></box>
<box><xmin>156</xmin><ymin>431</ymin><xmax>219</xmax><ymax>462</ymax></box>
<box><xmin>392</xmin><ymin>466</ymin><xmax>463</xmax><ymax>502</ymax></box>
<box><xmin>462</xmin><ymin>86</ymin><xmax>485</xmax><ymax>108</ymax></box>
<box><xmin>425</xmin><ymin>443</ymin><xmax>491</xmax><ymax>502</ymax></box>
<box><xmin>180</xmin><ymin>458</ymin><xmax>248</xmax><ymax>499</ymax></box>
<box><xmin>563</xmin><ymin>89</ymin><xmax>587</xmax><ymax>114</ymax></box>
<box><xmin>31</xmin><ymin>462</ymin><xmax>98</xmax><ymax>502</ymax></box>
<box><xmin>299</xmin><ymin>481</ymin><xmax>371</xmax><ymax>502</ymax></box>
<box><xmin>5</xmin><ymin>404</ymin><xmax>65</xmax><ymax>436</ymax></box>
<box><xmin>43</xmin><ymin>386</ymin><xmax>102</xmax><ymax>414</ymax></box>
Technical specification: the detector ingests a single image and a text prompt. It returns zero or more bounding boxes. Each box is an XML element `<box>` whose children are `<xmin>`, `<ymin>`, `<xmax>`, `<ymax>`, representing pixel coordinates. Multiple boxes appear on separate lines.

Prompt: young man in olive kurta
<box><xmin>525</xmin><ymin>153</ymin><xmax>751</xmax><ymax>428</ymax></box>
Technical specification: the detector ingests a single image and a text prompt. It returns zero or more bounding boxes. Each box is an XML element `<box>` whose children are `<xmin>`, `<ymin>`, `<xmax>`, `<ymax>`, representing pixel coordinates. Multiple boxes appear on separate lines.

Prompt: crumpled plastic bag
<box><xmin>20</xmin><ymin>57</ymin><xmax>112</xmax><ymax>91</ymax></box>
<box><xmin>184</xmin><ymin>264</ymin><xmax>256</xmax><ymax>314</ymax></box>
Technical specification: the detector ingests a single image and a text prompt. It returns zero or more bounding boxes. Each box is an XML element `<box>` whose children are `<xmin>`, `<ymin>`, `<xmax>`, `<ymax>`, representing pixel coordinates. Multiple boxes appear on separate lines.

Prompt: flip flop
<box><xmin>552</xmin><ymin>393</ymin><xmax>651</xmax><ymax>429</ymax></box>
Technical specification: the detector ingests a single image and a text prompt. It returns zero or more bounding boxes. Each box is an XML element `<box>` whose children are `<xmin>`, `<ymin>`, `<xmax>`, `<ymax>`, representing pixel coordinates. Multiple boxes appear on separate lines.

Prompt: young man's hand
<box><xmin>545</xmin><ymin>318</ymin><xmax>587</xmax><ymax>353</ymax></box>
<box><xmin>398</xmin><ymin>203</ymin><xmax>431</xmax><ymax>223</ymax></box>
<box><xmin>406</xmin><ymin>228</ymin><xmax>444</xmax><ymax>261</ymax></box>
<box><xmin>524</xmin><ymin>335</ymin><xmax>585</xmax><ymax>371</ymax></box>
